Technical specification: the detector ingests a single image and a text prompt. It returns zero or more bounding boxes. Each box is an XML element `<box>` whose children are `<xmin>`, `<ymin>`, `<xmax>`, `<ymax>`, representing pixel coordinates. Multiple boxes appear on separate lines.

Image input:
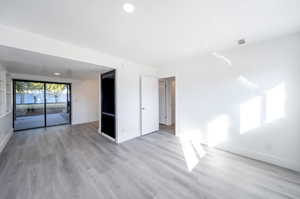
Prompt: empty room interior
<box><xmin>0</xmin><ymin>1</ymin><xmax>300</xmax><ymax>199</ymax></box>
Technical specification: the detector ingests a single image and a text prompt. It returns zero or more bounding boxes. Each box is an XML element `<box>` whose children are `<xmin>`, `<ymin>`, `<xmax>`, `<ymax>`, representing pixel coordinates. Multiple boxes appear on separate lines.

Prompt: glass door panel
<box><xmin>14</xmin><ymin>81</ymin><xmax>45</xmax><ymax>130</ymax></box>
<box><xmin>45</xmin><ymin>83</ymin><xmax>70</xmax><ymax>126</ymax></box>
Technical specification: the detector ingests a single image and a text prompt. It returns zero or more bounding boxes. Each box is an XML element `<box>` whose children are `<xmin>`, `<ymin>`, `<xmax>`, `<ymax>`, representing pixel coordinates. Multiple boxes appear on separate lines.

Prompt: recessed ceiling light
<box><xmin>53</xmin><ymin>72</ymin><xmax>61</xmax><ymax>76</ymax></box>
<box><xmin>123</xmin><ymin>3</ymin><xmax>135</xmax><ymax>13</ymax></box>
<box><xmin>238</xmin><ymin>39</ymin><xmax>246</xmax><ymax>45</ymax></box>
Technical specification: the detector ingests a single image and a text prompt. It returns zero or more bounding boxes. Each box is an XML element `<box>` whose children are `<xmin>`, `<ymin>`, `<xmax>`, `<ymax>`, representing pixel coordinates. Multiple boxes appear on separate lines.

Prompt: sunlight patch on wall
<box><xmin>240</xmin><ymin>96</ymin><xmax>262</xmax><ymax>134</ymax></box>
<box><xmin>207</xmin><ymin>115</ymin><xmax>230</xmax><ymax>147</ymax></box>
<box><xmin>265</xmin><ymin>83</ymin><xmax>286</xmax><ymax>123</ymax></box>
<box><xmin>237</xmin><ymin>75</ymin><xmax>259</xmax><ymax>90</ymax></box>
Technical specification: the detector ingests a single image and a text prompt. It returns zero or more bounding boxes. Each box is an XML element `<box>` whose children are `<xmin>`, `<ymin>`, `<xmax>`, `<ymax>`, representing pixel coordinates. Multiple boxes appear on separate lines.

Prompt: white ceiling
<box><xmin>0</xmin><ymin>45</ymin><xmax>111</xmax><ymax>79</ymax></box>
<box><xmin>0</xmin><ymin>0</ymin><xmax>300</xmax><ymax>67</ymax></box>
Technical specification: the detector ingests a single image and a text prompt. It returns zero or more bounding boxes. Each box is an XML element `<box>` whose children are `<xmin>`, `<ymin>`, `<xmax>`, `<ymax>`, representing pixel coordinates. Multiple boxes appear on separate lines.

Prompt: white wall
<box><xmin>72</xmin><ymin>79</ymin><xmax>99</xmax><ymax>124</ymax></box>
<box><xmin>11</xmin><ymin>73</ymin><xmax>100</xmax><ymax>125</ymax></box>
<box><xmin>0</xmin><ymin>112</ymin><xmax>12</xmax><ymax>153</ymax></box>
<box><xmin>0</xmin><ymin>66</ymin><xmax>13</xmax><ymax>153</ymax></box>
<box><xmin>160</xmin><ymin>33</ymin><xmax>300</xmax><ymax>172</ymax></box>
<box><xmin>116</xmin><ymin>65</ymin><xmax>157</xmax><ymax>142</ymax></box>
<box><xmin>0</xmin><ymin>25</ymin><xmax>157</xmax><ymax>143</ymax></box>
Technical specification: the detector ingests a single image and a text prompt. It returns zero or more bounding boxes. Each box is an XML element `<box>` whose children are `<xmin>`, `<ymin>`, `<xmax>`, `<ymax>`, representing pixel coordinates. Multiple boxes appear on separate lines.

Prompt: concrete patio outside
<box><xmin>15</xmin><ymin>112</ymin><xmax>70</xmax><ymax>130</ymax></box>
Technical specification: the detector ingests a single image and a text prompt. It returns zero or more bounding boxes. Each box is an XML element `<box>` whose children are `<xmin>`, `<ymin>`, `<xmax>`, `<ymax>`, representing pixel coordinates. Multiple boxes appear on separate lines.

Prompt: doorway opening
<box><xmin>159</xmin><ymin>77</ymin><xmax>175</xmax><ymax>135</ymax></box>
<box><xmin>101</xmin><ymin>70</ymin><xmax>116</xmax><ymax>140</ymax></box>
<box><xmin>13</xmin><ymin>80</ymin><xmax>71</xmax><ymax>131</ymax></box>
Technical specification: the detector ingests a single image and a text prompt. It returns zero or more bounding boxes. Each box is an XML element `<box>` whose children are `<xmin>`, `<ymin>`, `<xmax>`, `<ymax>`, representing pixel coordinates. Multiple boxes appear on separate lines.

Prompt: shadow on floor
<box><xmin>159</xmin><ymin>124</ymin><xmax>175</xmax><ymax>135</ymax></box>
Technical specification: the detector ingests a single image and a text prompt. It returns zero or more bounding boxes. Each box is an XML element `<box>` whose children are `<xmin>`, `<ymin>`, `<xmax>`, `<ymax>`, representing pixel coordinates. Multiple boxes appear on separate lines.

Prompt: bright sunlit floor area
<box><xmin>0</xmin><ymin>122</ymin><xmax>300</xmax><ymax>199</ymax></box>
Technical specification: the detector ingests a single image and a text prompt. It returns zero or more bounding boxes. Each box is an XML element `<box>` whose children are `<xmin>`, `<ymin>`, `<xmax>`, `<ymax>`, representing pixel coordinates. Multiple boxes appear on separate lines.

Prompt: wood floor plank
<box><xmin>0</xmin><ymin>122</ymin><xmax>299</xmax><ymax>199</ymax></box>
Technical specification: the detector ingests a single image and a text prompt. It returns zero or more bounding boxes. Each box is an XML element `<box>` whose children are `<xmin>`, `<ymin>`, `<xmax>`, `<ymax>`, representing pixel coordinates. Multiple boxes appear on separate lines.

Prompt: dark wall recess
<box><xmin>101</xmin><ymin>70</ymin><xmax>116</xmax><ymax>139</ymax></box>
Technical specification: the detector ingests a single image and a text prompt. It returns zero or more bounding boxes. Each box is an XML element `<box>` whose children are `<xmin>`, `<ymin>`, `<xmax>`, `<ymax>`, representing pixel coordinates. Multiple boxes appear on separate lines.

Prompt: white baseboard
<box><xmin>216</xmin><ymin>144</ymin><xmax>300</xmax><ymax>173</ymax></box>
<box><xmin>0</xmin><ymin>128</ymin><xmax>13</xmax><ymax>154</ymax></box>
<box><xmin>97</xmin><ymin>128</ymin><xmax>116</xmax><ymax>143</ymax></box>
<box><xmin>73</xmin><ymin>120</ymin><xmax>99</xmax><ymax>125</ymax></box>
<box><xmin>117</xmin><ymin>134</ymin><xmax>139</xmax><ymax>144</ymax></box>
<box><xmin>193</xmin><ymin>139</ymin><xmax>300</xmax><ymax>173</ymax></box>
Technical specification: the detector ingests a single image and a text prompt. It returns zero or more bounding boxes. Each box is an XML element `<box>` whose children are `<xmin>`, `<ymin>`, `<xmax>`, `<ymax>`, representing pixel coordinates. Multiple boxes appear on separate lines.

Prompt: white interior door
<box><xmin>141</xmin><ymin>76</ymin><xmax>159</xmax><ymax>135</ymax></box>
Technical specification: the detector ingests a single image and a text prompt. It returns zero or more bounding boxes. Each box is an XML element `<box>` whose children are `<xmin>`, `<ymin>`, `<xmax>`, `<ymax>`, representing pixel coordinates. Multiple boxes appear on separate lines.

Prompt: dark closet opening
<box><xmin>101</xmin><ymin>70</ymin><xmax>116</xmax><ymax>139</ymax></box>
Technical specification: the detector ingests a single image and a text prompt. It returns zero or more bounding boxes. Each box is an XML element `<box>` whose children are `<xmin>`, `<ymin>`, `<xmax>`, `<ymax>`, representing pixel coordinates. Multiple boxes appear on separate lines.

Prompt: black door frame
<box><xmin>13</xmin><ymin>79</ymin><xmax>72</xmax><ymax>131</ymax></box>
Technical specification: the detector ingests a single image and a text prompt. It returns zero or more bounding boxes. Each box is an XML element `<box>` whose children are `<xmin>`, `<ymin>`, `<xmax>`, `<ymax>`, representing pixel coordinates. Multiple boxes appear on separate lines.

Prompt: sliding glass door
<box><xmin>13</xmin><ymin>80</ymin><xmax>71</xmax><ymax>131</ymax></box>
<box><xmin>46</xmin><ymin>83</ymin><xmax>71</xmax><ymax>126</ymax></box>
<box><xmin>14</xmin><ymin>81</ymin><xmax>45</xmax><ymax>130</ymax></box>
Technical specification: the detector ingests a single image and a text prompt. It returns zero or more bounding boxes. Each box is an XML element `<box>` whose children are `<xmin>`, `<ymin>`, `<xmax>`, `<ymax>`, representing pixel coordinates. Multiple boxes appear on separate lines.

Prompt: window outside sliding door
<box><xmin>13</xmin><ymin>80</ymin><xmax>71</xmax><ymax>131</ymax></box>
